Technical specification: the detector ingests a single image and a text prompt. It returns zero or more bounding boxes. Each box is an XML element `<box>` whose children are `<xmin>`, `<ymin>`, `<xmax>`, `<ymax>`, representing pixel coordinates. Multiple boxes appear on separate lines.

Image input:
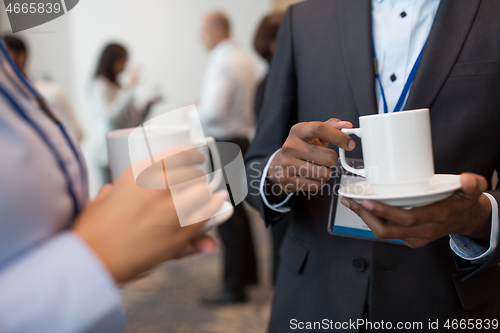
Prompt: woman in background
<box><xmin>253</xmin><ymin>13</ymin><xmax>286</xmax><ymax>285</ymax></box>
<box><xmin>88</xmin><ymin>43</ymin><xmax>160</xmax><ymax>184</ymax></box>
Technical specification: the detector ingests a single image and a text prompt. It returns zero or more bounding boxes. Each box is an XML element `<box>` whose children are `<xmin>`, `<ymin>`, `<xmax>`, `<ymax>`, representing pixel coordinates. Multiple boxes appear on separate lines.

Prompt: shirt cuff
<box><xmin>0</xmin><ymin>232</ymin><xmax>124</xmax><ymax>333</ymax></box>
<box><xmin>449</xmin><ymin>192</ymin><xmax>499</xmax><ymax>263</ymax></box>
<box><xmin>259</xmin><ymin>149</ymin><xmax>294</xmax><ymax>213</ymax></box>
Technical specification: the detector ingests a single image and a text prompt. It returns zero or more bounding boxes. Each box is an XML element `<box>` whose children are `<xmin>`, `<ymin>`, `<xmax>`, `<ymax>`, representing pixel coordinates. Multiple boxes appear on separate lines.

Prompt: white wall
<box><xmin>0</xmin><ymin>2</ymin><xmax>74</xmax><ymax>92</ymax></box>
<box><xmin>1</xmin><ymin>0</ymin><xmax>272</xmax><ymax>195</ymax></box>
<box><xmin>70</xmin><ymin>0</ymin><xmax>270</xmax><ymax>113</ymax></box>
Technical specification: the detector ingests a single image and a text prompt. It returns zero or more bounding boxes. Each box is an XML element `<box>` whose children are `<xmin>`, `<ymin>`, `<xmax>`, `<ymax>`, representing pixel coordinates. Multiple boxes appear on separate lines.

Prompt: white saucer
<box><xmin>199</xmin><ymin>201</ymin><xmax>234</xmax><ymax>233</ymax></box>
<box><xmin>338</xmin><ymin>174</ymin><xmax>462</xmax><ymax>207</ymax></box>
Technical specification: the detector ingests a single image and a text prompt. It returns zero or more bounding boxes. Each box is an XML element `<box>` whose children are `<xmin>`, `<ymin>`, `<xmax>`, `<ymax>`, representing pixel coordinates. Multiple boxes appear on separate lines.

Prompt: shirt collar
<box><xmin>210</xmin><ymin>38</ymin><xmax>235</xmax><ymax>58</ymax></box>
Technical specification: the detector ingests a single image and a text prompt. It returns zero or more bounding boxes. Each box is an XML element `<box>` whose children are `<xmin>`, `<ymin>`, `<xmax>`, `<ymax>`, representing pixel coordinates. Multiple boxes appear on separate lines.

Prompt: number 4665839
<box><xmin>6</xmin><ymin>2</ymin><xmax>61</xmax><ymax>14</ymax></box>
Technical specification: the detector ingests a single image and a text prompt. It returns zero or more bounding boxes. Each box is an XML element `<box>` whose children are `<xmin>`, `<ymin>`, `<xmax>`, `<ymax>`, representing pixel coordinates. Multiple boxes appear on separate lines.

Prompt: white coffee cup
<box><xmin>106</xmin><ymin>125</ymin><xmax>223</xmax><ymax>192</ymax></box>
<box><xmin>338</xmin><ymin>108</ymin><xmax>434</xmax><ymax>196</ymax></box>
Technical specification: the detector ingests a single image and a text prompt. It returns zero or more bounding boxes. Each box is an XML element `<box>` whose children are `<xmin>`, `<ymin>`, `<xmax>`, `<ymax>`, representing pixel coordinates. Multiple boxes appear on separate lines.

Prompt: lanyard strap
<box><xmin>0</xmin><ymin>40</ymin><xmax>87</xmax><ymax>218</ymax></box>
<box><xmin>373</xmin><ymin>40</ymin><xmax>426</xmax><ymax>113</ymax></box>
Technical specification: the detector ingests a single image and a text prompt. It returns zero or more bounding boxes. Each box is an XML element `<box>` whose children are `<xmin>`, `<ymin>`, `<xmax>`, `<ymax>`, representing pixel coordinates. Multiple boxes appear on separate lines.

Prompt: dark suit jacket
<box><xmin>254</xmin><ymin>74</ymin><xmax>269</xmax><ymax>120</ymax></box>
<box><xmin>245</xmin><ymin>0</ymin><xmax>500</xmax><ymax>332</ymax></box>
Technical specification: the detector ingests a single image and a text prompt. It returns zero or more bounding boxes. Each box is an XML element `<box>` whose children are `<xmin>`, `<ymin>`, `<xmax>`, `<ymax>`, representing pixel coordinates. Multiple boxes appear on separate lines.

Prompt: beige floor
<box><xmin>122</xmin><ymin>204</ymin><xmax>274</xmax><ymax>333</ymax></box>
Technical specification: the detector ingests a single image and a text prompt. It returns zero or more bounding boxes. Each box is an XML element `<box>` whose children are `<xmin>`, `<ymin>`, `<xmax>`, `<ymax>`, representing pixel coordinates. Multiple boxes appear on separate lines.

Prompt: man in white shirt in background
<box><xmin>197</xmin><ymin>11</ymin><xmax>258</xmax><ymax>304</ymax></box>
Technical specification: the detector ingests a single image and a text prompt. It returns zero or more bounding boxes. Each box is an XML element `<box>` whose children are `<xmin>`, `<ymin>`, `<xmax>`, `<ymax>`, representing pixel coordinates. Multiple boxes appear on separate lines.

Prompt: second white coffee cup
<box><xmin>106</xmin><ymin>125</ymin><xmax>223</xmax><ymax>192</ymax></box>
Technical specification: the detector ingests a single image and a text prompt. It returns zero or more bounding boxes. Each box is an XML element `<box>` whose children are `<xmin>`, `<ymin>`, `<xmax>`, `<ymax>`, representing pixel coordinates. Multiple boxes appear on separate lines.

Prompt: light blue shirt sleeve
<box><xmin>0</xmin><ymin>232</ymin><xmax>124</xmax><ymax>333</ymax></box>
<box><xmin>449</xmin><ymin>193</ymin><xmax>499</xmax><ymax>263</ymax></box>
<box><xmin>259</xmin><ymin>149</ymin><xmax>294</xmax><ymax>213</ymax></box>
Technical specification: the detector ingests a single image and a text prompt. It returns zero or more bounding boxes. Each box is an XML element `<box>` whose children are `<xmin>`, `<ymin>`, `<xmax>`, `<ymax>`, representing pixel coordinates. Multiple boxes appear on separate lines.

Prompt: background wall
<box><xmin>1</xmin><ymin>0</ymin><xmax>275</xmax><ymax>195</ymax></box>
<box><xmin>0</xmin><ymin>0</ymin><xmax>303</xmax><ymax>195</ymax></box>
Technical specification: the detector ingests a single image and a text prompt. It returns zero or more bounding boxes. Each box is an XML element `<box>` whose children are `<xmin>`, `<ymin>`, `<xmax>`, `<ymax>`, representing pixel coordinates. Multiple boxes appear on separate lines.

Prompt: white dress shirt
<box><xmin>197</xmin><ymin>39</ymin><xmax>256</xmax><ymax>140</ymax></box>
<box><xmin>0</xmin><ymin>40</ymin><xmax>123</xmax><ymax>333</ymax></box>
<box><xmin>259</xmin><ymin>0</ymin><xmax>499</xmax><ymax>262</ymax></box>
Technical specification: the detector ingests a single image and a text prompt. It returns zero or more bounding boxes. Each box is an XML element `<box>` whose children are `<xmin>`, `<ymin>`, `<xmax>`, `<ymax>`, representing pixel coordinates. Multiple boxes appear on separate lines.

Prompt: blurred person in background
<box><xmin>253</xmin><ymin>13</ymin><xmax>283</xmax><ymax>120</ymax></box>
<box><xmin>0</xmin><ymin>37</ymin><xmax>228</xmax><ymax>333</ymax></box>
<box><xmin>87</xmin><ymin>43</ymin><xmax>161</xmax><ymax>185</ymax></box>
<box><xmin>4</xmin><ymin>35</ymin><xmax>84</xmax><ymax>142</ymax></box>
<box><xmin>253</xmin><ymin>13</ymin><xmax>285</xmax><ymax>286</ymax></box>
<box><xmin>197</xmin><ymin>11</ymin><xmax>257</xmax><ymax>304</ymax></box>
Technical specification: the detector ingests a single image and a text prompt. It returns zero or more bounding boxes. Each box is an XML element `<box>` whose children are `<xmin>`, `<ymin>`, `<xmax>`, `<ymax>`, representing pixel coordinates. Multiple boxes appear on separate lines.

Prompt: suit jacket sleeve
<box><xmin>245</xmin><ymin>7</ymin><xmax>298</xmax><ymax>227</ymax></box>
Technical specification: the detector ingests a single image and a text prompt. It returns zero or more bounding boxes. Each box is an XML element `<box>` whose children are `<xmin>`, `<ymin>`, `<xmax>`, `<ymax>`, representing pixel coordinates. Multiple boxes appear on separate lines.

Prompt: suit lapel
<box><xmin>338</xmin><ymin>0</ymin><xmax>378</xmax><ymax>117</ymax></box>
<box><xmin>405</xmin><ymin>0</ymin><xmax>480</xmax><ymax>110</ymax></box>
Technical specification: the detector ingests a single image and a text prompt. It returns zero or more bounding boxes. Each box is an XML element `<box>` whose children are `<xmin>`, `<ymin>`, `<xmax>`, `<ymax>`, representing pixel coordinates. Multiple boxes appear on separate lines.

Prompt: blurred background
<box><xmin>0</xmin><ymin>0</ymin><xmax>301</xmax><ymax>196</ymax></box>
<box><xmin>0</xmin><ymin>1</ymin><xmax>302</xmax><ymax>332</ymax></box>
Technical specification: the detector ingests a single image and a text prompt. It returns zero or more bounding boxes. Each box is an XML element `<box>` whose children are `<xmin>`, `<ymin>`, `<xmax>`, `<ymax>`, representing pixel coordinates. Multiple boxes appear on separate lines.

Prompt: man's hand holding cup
<box><xmin>267</xmin><ymin>118</ymin><xmax>355</xmax><ymax>196</ymax></box>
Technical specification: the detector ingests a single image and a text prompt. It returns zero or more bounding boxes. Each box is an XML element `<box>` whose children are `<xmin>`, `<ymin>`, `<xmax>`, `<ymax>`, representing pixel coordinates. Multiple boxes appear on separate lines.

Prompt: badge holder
<box><xmin>327</xmin><ymin>158</ymin><xmax>406</xmax><ymax>245</ymax></box>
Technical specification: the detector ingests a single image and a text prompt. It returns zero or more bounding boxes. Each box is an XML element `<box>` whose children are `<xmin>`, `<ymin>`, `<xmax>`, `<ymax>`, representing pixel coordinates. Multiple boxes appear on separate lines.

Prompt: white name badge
<box><xmin>331</xmin><ymin>175</ymin><xmax>405</xmax><ymax>245</ymax></box>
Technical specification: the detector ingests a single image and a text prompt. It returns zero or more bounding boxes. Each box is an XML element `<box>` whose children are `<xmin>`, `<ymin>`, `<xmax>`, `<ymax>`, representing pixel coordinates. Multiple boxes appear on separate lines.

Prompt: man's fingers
<box><xmin>358</xmin><ymin>174</ymin><xmax>488</xmax><ymax>230</ymax></box>
<box><xmin>285</xmin><ymin>140</ymin><xmax>339</xmax><ymax>167</ymax></box>
<box><xmin>360</xmin><ymin>200</ymin><xmax>424</xmax><ymax>227</ymax></box>
<box><xmin>280</xmin><ymin>156</ymin><xmax>333</xmax><ymax>181</ymax></box>
<box><xmin>460</xmin><ymin>173</ymin><xmax>488</xmax><ymax>196</ymax></box>
<box><xmin>291</xmin><ymin>121</ymin><xmax>355</xmax><ymax>151</ymax></box>
<box><xmin>347</xmin><ymin>198</ymin><xmax>452</xmax><ymax>244</ymax></box>
<box><xmin>325</xmin><ymin>118</ymin><xmax>354</xmax><ymax>130</ymax></box>
<box><xmin>342</xmin><ymin>198</ymin><xmax>416</xmax><ymax>240</ymax></box>
<box><xmin>342</xmin><ymin>198</ymin><xmax>397</xmax><ymax>239</ymax></box>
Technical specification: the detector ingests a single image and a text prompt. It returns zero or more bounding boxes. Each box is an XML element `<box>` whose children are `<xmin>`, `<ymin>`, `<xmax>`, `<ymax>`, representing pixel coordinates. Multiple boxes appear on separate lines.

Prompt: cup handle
<box><xmin>339</xmin><ymin>128</ymin><xmax>366</xmax><ymax>178</ymax></box>
<box><xmin>199</xmin><ymin>137</ymin><xmax>223</xmax><ymax>192</ymax></box>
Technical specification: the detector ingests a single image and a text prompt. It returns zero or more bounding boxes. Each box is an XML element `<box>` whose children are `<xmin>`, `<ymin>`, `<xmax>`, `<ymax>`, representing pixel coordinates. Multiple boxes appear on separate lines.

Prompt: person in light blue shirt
<box><xmin>0</xmin><ymin>38</ymin><xmax>227</xmax><ymax>333</ymax></box>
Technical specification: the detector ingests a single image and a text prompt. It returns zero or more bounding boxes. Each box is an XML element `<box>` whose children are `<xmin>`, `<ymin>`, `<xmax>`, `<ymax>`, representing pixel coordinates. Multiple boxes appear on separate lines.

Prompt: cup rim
<box><xmin>360</xmin><ymin>108</ymin><xmax>429</xmax><ymax>119</ymax></box>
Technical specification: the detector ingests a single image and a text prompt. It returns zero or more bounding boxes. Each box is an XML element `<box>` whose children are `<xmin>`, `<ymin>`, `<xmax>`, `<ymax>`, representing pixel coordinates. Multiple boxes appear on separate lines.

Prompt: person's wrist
<box><xmin>266</xmin><ymin>151</ymin><xmax>290</xmax><ymax>202</ymax></box>
<box><xmin>70</xmin><ymin>229</ymin><xmax>123</xmax><ymax>284</ymax></box>
<box><xmin>463</xmin><ymin>194</ymin><xmax>492</xmax><ymax>242</ymax></box>
<box><xmin>267</xmin><ymin>151</ymin><xmax>282</xmax><ymax>185</ymax></box>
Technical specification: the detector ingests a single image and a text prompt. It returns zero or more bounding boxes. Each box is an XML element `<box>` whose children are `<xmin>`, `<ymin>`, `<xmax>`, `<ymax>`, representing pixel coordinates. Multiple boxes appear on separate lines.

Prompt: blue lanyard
<box><xmin>373</xmin><ymin>41</ymin><xmax>426</xmax><ymax>113</ymax></box>
<box><xmin>0</xmin><ymin>41</ymin><xmax>86</xmax><ymax>218</ymax></box>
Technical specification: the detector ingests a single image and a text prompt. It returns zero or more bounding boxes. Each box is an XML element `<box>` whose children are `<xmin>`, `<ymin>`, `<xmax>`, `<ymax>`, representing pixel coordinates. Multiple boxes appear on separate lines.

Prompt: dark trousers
<box><xmin>215</xmin><ymin>137</ymin><xmax>258</xmax><ymax>293</ymax></box>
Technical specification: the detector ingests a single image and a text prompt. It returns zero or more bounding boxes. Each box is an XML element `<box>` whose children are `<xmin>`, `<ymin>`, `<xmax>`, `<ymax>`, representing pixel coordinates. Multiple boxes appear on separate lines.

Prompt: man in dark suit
<box><xmin>253</xmin><ymin>12</ymin><xmax>288</xmax><ymax>285</ymax></box>
<box><xmin>245</xmin><ymin>0</ymin><xmax>500</xmax><ymax>332</ymax></box>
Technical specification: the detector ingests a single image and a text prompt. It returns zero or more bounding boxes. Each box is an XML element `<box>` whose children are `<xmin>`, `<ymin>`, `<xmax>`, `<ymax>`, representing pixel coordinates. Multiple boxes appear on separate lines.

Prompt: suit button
<box><xmin>352</xmin><ymin>258</ymin><xmax>366</xmax><ymax>272</ymax></box>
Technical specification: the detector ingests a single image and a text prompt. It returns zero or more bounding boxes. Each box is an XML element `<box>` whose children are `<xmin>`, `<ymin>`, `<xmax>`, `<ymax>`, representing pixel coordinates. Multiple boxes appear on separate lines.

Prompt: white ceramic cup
<box><xmin>106</xmin><ymin>126</ymin><xmax>223</xmax><ymax>192</ymax></box>
<box><xmin>338</xmin><ymin>108</ymin><xmax>434</xmax><ymax>196</ymax></box>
